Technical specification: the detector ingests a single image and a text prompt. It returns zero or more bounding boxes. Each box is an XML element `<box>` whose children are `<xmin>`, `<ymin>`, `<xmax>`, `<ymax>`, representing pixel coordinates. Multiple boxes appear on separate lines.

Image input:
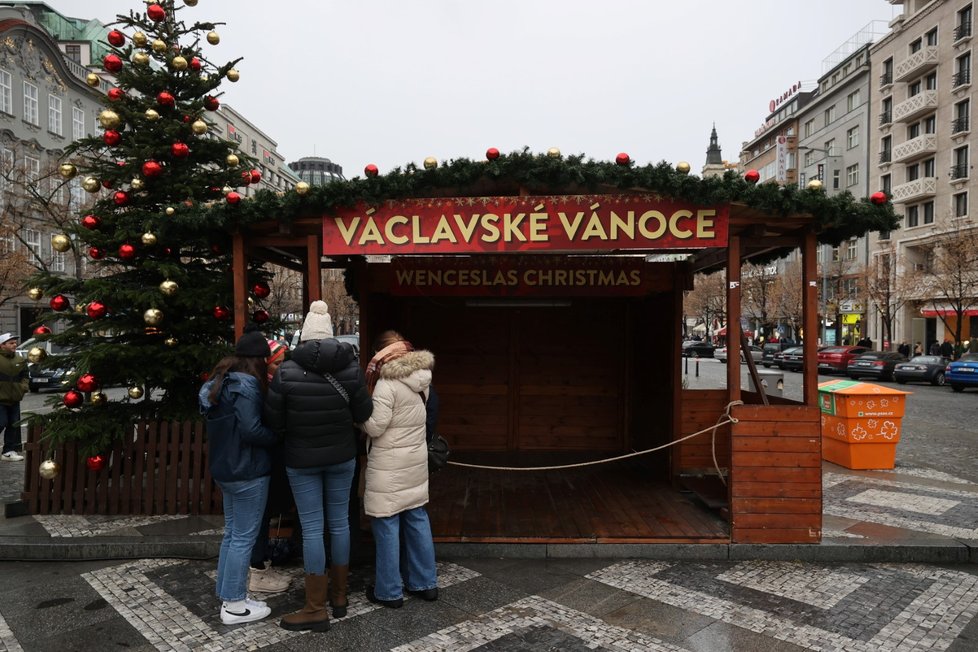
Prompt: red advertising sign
<box><xmin>322</xmin><ymin>194</ymin><xmax>728</xmax><ymax>255</ymax></box>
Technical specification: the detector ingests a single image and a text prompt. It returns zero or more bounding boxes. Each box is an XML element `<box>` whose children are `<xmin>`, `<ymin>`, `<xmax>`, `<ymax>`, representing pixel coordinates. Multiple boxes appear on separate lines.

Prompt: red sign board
<box><xmin>323</xmin><ymin>194</ymin><xmax>728</xmax><ymax>255</ymax></box>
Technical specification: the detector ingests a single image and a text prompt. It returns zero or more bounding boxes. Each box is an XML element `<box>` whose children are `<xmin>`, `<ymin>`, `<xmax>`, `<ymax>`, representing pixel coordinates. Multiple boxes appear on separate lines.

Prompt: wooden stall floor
<box><xmin>427</xmin><ymin>456</ymin><xmax>729</xmax><ymax>544</ymax></box>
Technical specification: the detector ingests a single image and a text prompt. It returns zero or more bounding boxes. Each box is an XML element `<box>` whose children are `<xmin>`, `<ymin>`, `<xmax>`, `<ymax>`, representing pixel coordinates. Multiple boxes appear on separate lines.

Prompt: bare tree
<box><xmin>919</xmin><ymin>225</ymin><xmax>978</xmax><ymax>347</ymax></box>
<box><xmin>771</xmin><ymin>258</ymin><xmax>805</xmax><ymax>341</ymax></box>
<box><xmin>0</xmin><ymin>222</ymin><xmax>31</xmax><ymax>308</ymax></box>
<box><xmin>865</xmin><ymin>241</ymin><xmax>913</xmax><ymax>351</ymax></box>
<box><xmin>322</xmin><ymin>269</ymin><xmax>359</xmax><ymax>334</ymax></box>
<box><xmin>683</xmin><ymin>272</ymin><xmax>726</xmax><ymax>340</ymax></box>
<box><xmin>741</xmin><ymin>262</ymin><xmax>779</xmax><ymax>339</ymax></box>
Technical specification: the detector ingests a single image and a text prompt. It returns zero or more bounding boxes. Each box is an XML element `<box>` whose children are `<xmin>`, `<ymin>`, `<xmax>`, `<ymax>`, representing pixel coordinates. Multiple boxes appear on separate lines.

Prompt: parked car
<box><xmin>779</xmin><ymin>346</ymin><xmax>806</xmax><ymax>372</ymax></box>
<box><xmin>681</xmin><ymin>340</ymin><xmax>715</xmax><ymax>358</ymax></box>
<box><xmin>289</xmin><ymin>330</ymin><xmax>360</xmax><ymax>356</ymax></box>
<box><xmin>25</xmin><ymin>342</ymin><xmax>75</xmax><ymax>393</ymax></box>
<box><xmin>817</xmin><ymin>345</ymin><xmax>870</xmax><ymax>374</ymax></box>
<box><xmin>894</xmin><ymin>355</ymin><xmax>952</xmax><ymax>386</ymax></box>
<box><xmin>946</xmin><ymin>352</ymin><xmax>978</xmax><ymax>392</ymax></box>
<box><xmin>761</xmin><ymin>341</ymin><xmax>797</xmax><ymax>368</ymax></box>
<box><xmin>715</xmin><ymin>345</ymin><xmax>763</xmax><ymax>364</ymax></box>
<box><xmin>846</xmin><ymin>351</ymin><xmax>907</xmax><ymax>382</ymax></box>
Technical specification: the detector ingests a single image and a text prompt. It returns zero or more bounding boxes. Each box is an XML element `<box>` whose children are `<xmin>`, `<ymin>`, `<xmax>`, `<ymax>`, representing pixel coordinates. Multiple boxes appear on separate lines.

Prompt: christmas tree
<box><xmin>27</xmin><ymin>0</ymin><xmax>272</xmax><ymax>456</ymax></box>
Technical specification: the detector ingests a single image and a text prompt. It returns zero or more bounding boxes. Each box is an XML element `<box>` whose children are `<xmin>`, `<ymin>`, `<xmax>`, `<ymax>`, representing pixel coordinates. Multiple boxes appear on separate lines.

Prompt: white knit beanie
<box><xmin>300</xmin><ymin>300</ymin><xmax>334</xmax><ymax>341</ymax></box>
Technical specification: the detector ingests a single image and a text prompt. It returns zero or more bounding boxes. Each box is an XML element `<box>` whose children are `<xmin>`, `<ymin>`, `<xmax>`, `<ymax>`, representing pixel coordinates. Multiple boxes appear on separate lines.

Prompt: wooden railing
<box><xmin>22</xmin><ymin>421</ymin><xmax>222</xmax><ymax>515</ymax></box>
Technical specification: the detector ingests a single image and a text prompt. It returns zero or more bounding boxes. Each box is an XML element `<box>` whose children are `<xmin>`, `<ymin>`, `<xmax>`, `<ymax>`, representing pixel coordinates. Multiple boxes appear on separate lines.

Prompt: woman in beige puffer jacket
<box><xmin>361</xmin><ymin>334</ymin><xmax>438</xmax><ymax>608</ymax></box>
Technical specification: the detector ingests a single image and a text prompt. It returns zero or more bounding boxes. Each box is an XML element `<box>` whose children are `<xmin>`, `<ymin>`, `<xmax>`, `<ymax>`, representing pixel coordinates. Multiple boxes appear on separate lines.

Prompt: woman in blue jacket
<box><xmin>199</xmin><ymin>329</ymin><xmax>279</xmax><ymax>626</ymax></box>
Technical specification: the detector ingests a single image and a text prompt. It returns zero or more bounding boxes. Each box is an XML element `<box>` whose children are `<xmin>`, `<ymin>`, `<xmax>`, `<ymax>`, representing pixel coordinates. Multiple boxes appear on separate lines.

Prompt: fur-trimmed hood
<box><xmin>379</xmin><ymin>350</ymin><xmax>434</xmax><ymax>393</ymax></box>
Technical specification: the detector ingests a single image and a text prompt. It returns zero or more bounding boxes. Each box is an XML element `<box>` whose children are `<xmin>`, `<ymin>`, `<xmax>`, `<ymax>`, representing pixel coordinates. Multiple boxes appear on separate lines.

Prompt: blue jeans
<box><xmin>287</xmin><ymin>458</ymin><xmax>356</xmax><ymax>574</ymax></box>
<box><xmin>371</xmin><ymin>506</ymin><xmax>437</xmax><ymax>601</ymax></box>
<box><xmin>0</xmin><ymin>403</ymin><xmax>21</xmax><ymax>454</ymax></box>
<box><xmin>215</xmin><ymin>476</ymin><xmax>270</xmax><ymax>602</ymax></box>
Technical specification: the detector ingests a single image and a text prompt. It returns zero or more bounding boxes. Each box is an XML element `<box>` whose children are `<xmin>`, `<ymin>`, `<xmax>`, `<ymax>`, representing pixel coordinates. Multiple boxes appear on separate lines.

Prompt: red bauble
<box><xmin>103</xmin><ymin>54</ymin><xmax>123</xmax><ymax>73</ymax></box>
<box><xmin>615</xmin><ymin>152</ymin><xmax>631</xmax><ymax>166</ymax></box>
<box><xmin>745</xmin><ymin>169</ymin><xmax>761</xmax><ymax>184</ymax></box>
<box><xmin>157</xmin><ymin>91</ymin><xmax>175</xmax><ymax>107</ymax></box>
<box><xmin>162</xmin><ymin>246</ymin><xmax>174</xmax><ymax>257</ymax></box>
<box><xmin>252</xmin><ymin>309</ymin><xmax>270</xmax><ymax>324</ymax></box>
<box><xmin>364</xmin><ymin>163</ymin><xmax>379</xmax><ymax>177</ymax></box>
<box><xmin>249</xmin><ymin>169</ymin><xmax>262</xmax><ymax>184</ymax></box>
<box><xmin>240</xmin><ymin>171</ymin><xmax>252</xmax><ymax>185</ymax></box>
<box><xmin>210</xmin><ymin>243</ymin><xmax>223</xmax><ymax>254</ymax></box>
<box><xmin>81</xmin><ymin>214</ymin><xmax>101</xmax><ymax>230</ymax></box>
<box><xmin>190</xmin><ymin>57</ymin><xmax>201</xmax><ymax>72</ymax></box>
<box><xmin>870</xmin><ymin>191</ymin><xmax>888</xmax><ymax>205</ymax></box>
<box><xmin>213</xmin><ymin>306</ymin><xmax>231</xmax><ymax>321</ymax></box>
<box><xmin>113</xmin><ymin>190</ymin><xmax>130</xmax><ymax>206</ymax></box>
<box><xmin>171</xmin><ymin>142</ymin><xmax>190</xmax><ymax>158</ymax></box>
<box><xmin>33</xmin><ymin>325</ymin><xmax>52</xmax><ymax>337</ymax></box>
<box><xmin>225</xmin><ymin>191</ymin><xmax>241</xmax><ymax>204</ymax></box>
<box><xmin>102</xmin><ymin>178</ymin><xmax>113</xmax><ymax>189</ymax></box>
<box><xmin>77</xmin><ymin>373</ymin><xmax>98</xmax><ymax>393</ymax></box>
<box><xmin>107</xmin><ymin>30</ymin><xmax>125</xmax><ymax>47</ymax></box>
<box><xmin>50</xmin><ymin>294</ymin><xmax>70</xmax><ymax>311</ymax></box>
<box><xmin>203</xmin><ymin>96</ymin><xmax>219</xmax><ymax>111</ymax></box>
<box><xmin>486</xmin><ymin>148</ymin><xmax>500</xmax><ymax>161</ymax></box>
<box><xmin>146</xmin><ymin>3</ymin><xmax>165</xmax><ymax>21</ymax></box>
<box><xmin>142</xmin><ymin>160</ymin><xmax>163</xmax><ymax>178</ymax></box>
<box><xmin>63</xmin><ymin>390</ymin><xmax>84</xmax><ymax>409</ymax></box>
<box><xmin>118</xmin><ymin>243</ymin><xmax>136</xmax><ymax>260</ymax></box>
<box><xmin>85</xmin><ymin>454</ymin><xmax>106</xmax><ymax>472</ymax></box>
<box><xmin>88</xmin><ymin>246</ymin><xmax>105</xmax><ymax>260</ymax></box>
<box><xmin>208</xmin><ymin>186</ymin><xmax>222</xmax><ymax>196</ymax></box>
<box><xmin>252</xmin><ymin>281</ymin><xmax>271</xmax><ymax>298</ymax></box>
<box><xmin>87</xmin><ymin>301</ymin><xmax>107</xmax><ymax>319</ymax></box>
<box><xmin>103</xmin><ymin>130</ymin><xmax>122</xmax><ymax>146</ymax></box>
<box><xmin>107</xmin><ymin>88</ymin><xmax>124</xmax><ymax>102</ymax></box>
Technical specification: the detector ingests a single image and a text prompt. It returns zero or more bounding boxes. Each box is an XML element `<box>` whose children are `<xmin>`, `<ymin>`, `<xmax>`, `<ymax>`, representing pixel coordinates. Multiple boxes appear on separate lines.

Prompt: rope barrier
<box><xmin>445</xmin><ymin>400</ymin><xmax>743</xmax><ymax>480</ymax></box>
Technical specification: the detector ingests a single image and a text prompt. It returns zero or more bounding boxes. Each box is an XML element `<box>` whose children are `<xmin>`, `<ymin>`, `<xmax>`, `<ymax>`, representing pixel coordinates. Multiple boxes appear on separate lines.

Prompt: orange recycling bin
<box><xmin>818</xmin><ymin>380</ymin><xmax>910</xmax><ymax>469</ymax></box>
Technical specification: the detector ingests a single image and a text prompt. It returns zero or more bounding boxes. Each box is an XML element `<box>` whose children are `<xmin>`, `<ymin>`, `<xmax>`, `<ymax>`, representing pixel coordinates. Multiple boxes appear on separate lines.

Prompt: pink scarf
<box><xmin>366</xmin><ymin>340</ymin><xmax>413</xmax><ymax>394</ymax></box>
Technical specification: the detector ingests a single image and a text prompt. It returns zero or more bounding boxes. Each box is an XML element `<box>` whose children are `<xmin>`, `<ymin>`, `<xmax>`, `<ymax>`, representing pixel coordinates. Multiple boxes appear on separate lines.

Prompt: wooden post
<box><xmin>802</xmin><ymin>229</ymin><xmax>819</xmax><ymax>406</ymax></box>
<box><xmin>726</xmin><ymin>235</ymin><xmax>741</xmax><ymax>400</ymax></box>
<box><xmin>232</xmin><ymin>231</ymin><xmax>246</xmax><ymax>339</ymax></box>
<box><xmin>306</xmin><ymin>234</ymin><xmax>321</xmax><ymax>304</ymax></box>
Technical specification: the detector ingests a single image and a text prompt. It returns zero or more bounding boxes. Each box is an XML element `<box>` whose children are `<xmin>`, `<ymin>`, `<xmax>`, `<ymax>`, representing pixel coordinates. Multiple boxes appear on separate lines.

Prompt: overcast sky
<box><xmin>43</xmin><ymin>0</ymin><xmax>898</xmax><ymax>178</ymax></box>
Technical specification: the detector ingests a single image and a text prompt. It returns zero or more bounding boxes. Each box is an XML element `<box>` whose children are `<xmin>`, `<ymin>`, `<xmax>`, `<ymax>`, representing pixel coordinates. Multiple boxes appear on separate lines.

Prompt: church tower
<box><xmin>702</xmin><ymin>124</ymin><xmax>729</xmax><ymax>178</ymax></box>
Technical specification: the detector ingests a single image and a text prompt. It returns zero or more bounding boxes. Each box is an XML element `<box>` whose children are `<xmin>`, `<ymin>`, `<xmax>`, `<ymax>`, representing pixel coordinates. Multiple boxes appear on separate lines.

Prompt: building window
<box><xmin>953</xmin><ymin>145</ymin><xmax>969</xmax><ymax>179</ymax></box>
<box><xmin>0</xmin><ymin>147</ymin><xmax>11</xmax><ymax>211</ymax></box>
<box><xmin>846</xmin><ymin>163</ymin><xmax>859</xmax><ymax>187</ymax></box>
<box><xmin>0</xmin><ymin>69</ymin><xmax>10</xmax><ymax>114</ymax></box>
<box><xmin>824</xmin><ymin>138</ymin><xmax>836</xmax><ymax>156</ymax></box>
<box><xmin>0</xmin><ymin>231</ymin><xmax>12</xmax><ymax>255</ymax></box>
<box><xmin>880</xmin><ymin>97</ymin><xmax>892</xmax><ymax>125</ymax></box>
<box><xmin>881</xmin><ymin>174</ymin><xmax>891</xmax><ymax>196</ymax></box>
<box><xmin>908</xmin><ymin>121</ymin><xmax>921</xmax><ymax>139</ymax></box>
<box><xmin>954</xmin><ymin>99</ymin><xmax>970</xmax><ymax>132</ymax></box>
<box><xmin>926</xmin><ymin>71</ymin><xmax>938</xmax><ymax>90</ymax></box>
<box><xmin>910</xmin><ymin>37</ymin><xmax>923</xmax><ymax>53</ymax></box>
<box><xmin>846</xmin><ymin>239</ymin><xmax>858</xmax><ymax>261</ymax></box>
<box><xmin>48</xmin><ymin>94</ymin><xmax>62</xmax><ymax>136</ymax></box>
<box><xmin>804</xmin><ymin>150</ymin><xmax>815</xmax><ymax>167</ymax></box>
<box><xmin>846</xmin><ymin>126</ymin><xmax>859</xmax><ymax>149</ymax></box>
<box><xmin>824</xmin><ymin>105</ymin><xmax>836</xmax><ymax>126</ymax></box>
<box><xmin>804</xmin><ymin>118</ymin><xmax>815</xmax><ymax>137</ymax></box>
<box><xmin>906</xmin><ymin>205</ymin><xmax>920</xmax><ymax>227</ymax></box>
<box><xmin>924</xmin><ymin>114</ymin><xmax>936</xmax><ymax>133</ymax></box>
<box><xmin>881</xmin><ymin>57</ymin><xmax>894</xmax><ymax>86</ymax></box>
<box><xmin>68</xmin><ymin>177</ymin><xmax>83</xmax><ymax>211</ymax></box>
<box><xmin>25</xmin><ymin>155</ymin><xmax>39</xmax><ymax>183</ymax></box>
<box><xmin>923</xmin><ymin>200</ymin><xmax>935</xmax><ymax>224</ymax></box>
<box><xmin>64</xmin><ymin>44</ymin><xmax>81</xmax><ymax>63</ymax></box>
<box><xmin>51</xmin><ymin>248</ymin><xmax>65</xmax><ymax>272</ymax></box>
<box><xmin>847</xmin><ymin>89</ymin><xmax>861</xmax><ymax>112</ymax></box>
<box><xmin>72</xmin><ymin>107</ymin><xmax>85</xmax><ymax>140</ymax></box>
<box><xmin>957</xmin><ymin>5</ymin><xmax>973</xmax><ymax>41</ymax></box>
<box><xmin>832</xmin><ymin>169</ymin><xmax>841</xmax><ymax>190</ymax></box>
<box><xmin>907</xmin><ymin>162</ymin><xmax>920</xmax><ymax>182</ymax></box>
<box><xmin>23</xmin><ymin>81</ymin><xmax>38</xmax><ymax>125</ymax></box>
<box><xmin>909</xmin><ymin>79</ymin><xmax>922</xmax><ymax>97</ymax></box>
<box><xmin>24</xmin><ymin>228</ymin><xmax>40</xmax><ymax>263</ymax></box>
<box><xmin>923</xmin><ymin>157</ymin><xmax>936</xmax><ymax>177</ymax></box>
<box><xmin>926</xmin><ymin>27</ymin><xmax>938</xmax><ymax>46</ymax></box>
<box><xmin>954</xmin><ymin>51</ymin><xmax>972</xmax><ymax>87</ymax></box>
<box><xmin>954</xmin><ymin>191</ymin><xmax>968</xmax><ymax>217</ymax></box>
<box><xmin>880</xmin><ymin>135</ymin><xmax>892</xmax><ymax>164</ymax></box>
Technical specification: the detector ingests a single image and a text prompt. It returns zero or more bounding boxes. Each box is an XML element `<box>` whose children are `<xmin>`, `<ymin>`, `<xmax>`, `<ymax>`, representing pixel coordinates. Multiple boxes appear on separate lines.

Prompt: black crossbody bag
<box><xmin>419</xmin><ymin>390</ymin><xmax>450</xmax><ymax>473</ymax></box>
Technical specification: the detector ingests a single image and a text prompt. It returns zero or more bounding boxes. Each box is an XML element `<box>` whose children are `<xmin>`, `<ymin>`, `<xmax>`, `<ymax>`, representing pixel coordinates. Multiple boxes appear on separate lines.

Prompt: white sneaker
<box><xmin>245</xmin><ymin>596</ymin><xmax>267</xmax><ymax>610</ymax></box>
<box><xmin>220</xmin><ymin>600</ymin><xmax>271</xmax><ymax>625</ymax></box>
<box><xmin>1</xmin><ymin>451</ymin><xmax>24</xmax><ymax>462</ymax></box>
<box><xmin>248</xmin><ymin>564</ymin><xmax>291</xmax><ymax>593</ymax></box>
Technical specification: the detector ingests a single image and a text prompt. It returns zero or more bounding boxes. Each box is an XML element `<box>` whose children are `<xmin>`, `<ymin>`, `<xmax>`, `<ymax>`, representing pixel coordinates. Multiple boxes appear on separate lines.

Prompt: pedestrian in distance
<box><xmin>198</xmin><ymin>327</ymin><xmax>278</xmax><ymax>626</ymax></box>
<box><xmin>361</xmin><ymin>330</ymin><xmax>439</xmax><ymax>609</ymax></box>
<box><xmin>929</xmin><ymin>341</ymin><xmax>941</xmax><ymax>355</ymax></box>
<box><xmin>940</xmin><ymin>340</ymin><xmax>954</xmax><ymax>359</ymax></box>
<box><xmin>0</xmin><ymin>333</ymin><xmax>27</xmax><ymax>462</ymax></box>
<box><xmin>898</xmin><ymin>341</ymin><xmax>910</xmax><ymax>358</ymax></box>
<box><xmin>914</xmin><ymin>341</ymin><xmax>923</xmax><ymax>356</ymax></box>
<box><xmin>265</xmin><ymin>301</ymin><xmax>373</xmax><ymax>632</ymax></box>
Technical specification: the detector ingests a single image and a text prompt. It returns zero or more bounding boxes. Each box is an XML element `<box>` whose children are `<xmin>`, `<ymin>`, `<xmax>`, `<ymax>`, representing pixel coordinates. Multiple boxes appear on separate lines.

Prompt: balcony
<box><xmin>879</xmin><ymin>110</ymin><xmax>893</xmax><ymax>126</ymax></box>
<box><xmin>890</xmin><ymin>177</ymin><xmax>937</xmax><ymax>204</ymax></box>
<box><xmin>893</xmin><ymin>90</ymin><xmax>938</xmax><ymax>123</ymax></box>
<box><xmin>879</xmin><ymin>149</ymin><xmax>892</xmax><ymax>164</ymax></box>
<box><xmin>894</xmin><ymin>46</ymin><xmax>939</xmax><ymax>82</ymax></box>
<box><xmin>950</xmin><ymin>164</ymin><xmax>969</xmax><ymax>180</ymax></box>
<box><xmin>952</xmin><ymin>116</ymin><xmax>970</xmax><ymax>134</ymax></box>
<box><xmin>892</xmin><ymin>133</ymin><xmax>937</xmax><ymax>163</ymax></box>
<box><xmin>954</xmin><ymin>22</ymin><xmax>972</xmax><ymax>43</ymax></box>
<box><xmin>952</xmin><ymin>70</ymin><xmax>972</xmax><ymax>88</ymax></box>
<box><xmin>880</xmin><ymin>71</ymin><xmax>894</xmax><ymax>88</ymax></box>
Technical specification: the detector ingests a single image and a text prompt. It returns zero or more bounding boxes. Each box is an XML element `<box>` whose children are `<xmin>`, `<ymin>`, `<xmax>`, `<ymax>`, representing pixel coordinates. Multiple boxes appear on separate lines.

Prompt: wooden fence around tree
<box><xmin>23</xmin><ymin>421</ymin><xmax>222</xmax><ymax>515</ymax></box>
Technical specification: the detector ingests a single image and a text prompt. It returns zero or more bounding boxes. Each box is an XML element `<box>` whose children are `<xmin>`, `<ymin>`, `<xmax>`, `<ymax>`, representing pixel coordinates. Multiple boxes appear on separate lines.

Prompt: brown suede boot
<box><xmin>279</xmin><ymin>574</ymin><xmax>329</xmax><ymax>632</ymax></box>
<box><xmin>328</xmin><ymin>565</ymin><xmax>349</xmax><ymax>618</ymax></box>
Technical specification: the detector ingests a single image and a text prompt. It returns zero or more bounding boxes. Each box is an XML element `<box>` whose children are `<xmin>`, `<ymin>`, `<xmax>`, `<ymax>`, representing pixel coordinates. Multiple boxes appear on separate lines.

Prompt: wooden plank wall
<box><xmin>678</xmin><ymin>389</ymin><xmax>732</xmax><ymax>473</ymax></box>
<box><xmin>22</xmin><ymin>421</ymin><xmax>221</xmax><ymax>515</ymax></box>
<box><xmin>729</xmin><ymin>404</ymin><xmax>822</xmax><ymax>543</ymax></box>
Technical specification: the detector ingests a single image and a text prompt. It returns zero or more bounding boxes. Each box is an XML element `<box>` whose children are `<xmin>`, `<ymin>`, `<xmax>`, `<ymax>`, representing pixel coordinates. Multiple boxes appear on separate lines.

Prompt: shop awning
<box><xmin>715</xmin><ymin>327</ymin><xmax>754</xmax><ymax>337</ymax></box>
<box><xmin>920</xmin><ymin>306</ymin><xmax>978</xmax><ymax>318</ymax></box>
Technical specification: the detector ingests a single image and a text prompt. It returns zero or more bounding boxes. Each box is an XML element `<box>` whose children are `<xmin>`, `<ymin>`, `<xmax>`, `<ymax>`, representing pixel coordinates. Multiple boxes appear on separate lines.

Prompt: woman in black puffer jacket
<box><xmin>264</xmin><ymin>301</ymin><xmax>372</xmax><ymax>632</ymax></box>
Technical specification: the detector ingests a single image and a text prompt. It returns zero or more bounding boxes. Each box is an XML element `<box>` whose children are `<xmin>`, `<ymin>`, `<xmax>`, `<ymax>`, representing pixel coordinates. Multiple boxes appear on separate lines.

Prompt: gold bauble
<box><xmin>247</xmin><ymin>296</ymin><xmax>254</xmax><ymax>307</ymax></box>
<box><xmin>159</xmin><ymin>279</ymin><xmax>179</xmax><ymax>295</ymax></box>
<box><xmin>171</xmin><ymin>55</ymin><xmax>188</xmax><ymax>70</ymax></box>
<box><xmin>206</xmin><ymin>31</ymin><xmax>220</xmax><ymax>45</ymax></box>
<box><xmin>27</xmin><ymin>347</ymin><xmax>47</xmax><ymax>364</ymax></box>
<box><xmin>98</xmin><ymin>109</ymin><xmax>121</xmax><ymax>129</ymax></box>
<box><xmin>164</xmin><ymin>337</ymin><xmax>178</xmax><ymax>347</ymax></box>
<box><xmin>191</xmin><ymin>119</ymin><xmax>208</xmax><ymax>135</ymax></box>
<box><xmin>547</xmin><ymin>147</ymin><xmax>561</xmax><ymax>158</ymax></box>
<box><xmin>127</xmin><ymin>386</ymin><xmax>144</xmax><ymax>399</ymax></box>
<box><xmin>132</xmin><ymin>51</ymin><xmax>150</xmax><ymax>66</ymax></box>
<box><xmin>185</xmin><ymin>0</ymin><xmax>198</xmax><ymax>5</ymax></box>
<box><xmin>145</xmin><ymin>108</ymin><xmax>160</xmax><ymax>121</ymax></box>
<box><xmin>222</xmin><ymin>185</ymin><xmax>233</xmax><ymax>194</ymax></box>
<box><xmin>143</xmin><ymin>308</ymin><xmax>163</xmax><ymax>325</ymax></box>
<box><xmin>226</xmin><ymin>153</ymin><xmax>239</xmax><ymax>167</ymax></box>
<box><xmin>140</xmin><ymin>232</ymin><xmax>157</xmax><ymax>246</ymax></box>
<box><xmin>226</xmin><ymin>68</ymin><xmax>240</xmax><ymax>82</ymax></box>
<box><xmin>27</xmin><ymin>287</ymin><xmax>43</xmax><ymax>301</ymax></box>
<box><xmin>74</xmin><ymin>303</ymin><xmax>87</xmax><ymax>314</ymax></box>
<box><xmin>151</xmin><ymin>39</ymin><xmax>167</xmax><ymax>53</ymax></box>
<box><xmin>82</xmin><ymin>176</ymin><xmax>101</xmax><ymax>193</ymax></box>
<box><xmin>38</xmin><ymin>460</ymin><xmax>61</xmax><ymax>481</ymax></box>
<box><xmin>131</xmin><ymin>177</ymin><xmax>145</xmax><ymax>190</ymax></box>
<box><xmin>59</xmin><ymin>163</ymin><xmax>78</xmax><ymax>179</ymax></box>
<box><xmin>90</xmin><ymin>392</ymin><xmax>107</xmax><ymax>406</ymax></box>
<box><xmin>423</xmin><ymin>157</ymin><xmax>438</xmax><ymax>170</ymax></box>
<box><xmin>51</xmin><ymin>234</ymin><xmax>71</xmax><ymax>252</ymax></box>
<box><xmin>676</xmin><ymin>161</ymin><xmax>691</xmax><ymax>175</ymax></box>
<box><xmin>295</xmin><ymin>181</ymin><xmax>311</xmax><ymax>195</ymax></box>
<box><xmin>165</xmin><ymin>206</ymin><xmax>175</xmax><ymax>216</ymax></box>
<box><xmin>807</xmin><ymin>179</ymin><xmax>824</xmax><ymax>191</ymax></box>
<box><xmin>132</xmin><ymin>31</ymin><xmax>147</xmax><ymax>47</ymax></box>
<box><xmin>85</xmin><ymin>73</ymin><xmax>100</xmax><ymax>87</ymax></box>
<box><xmin>199</xmin><ymin>73</ymin><xmax>209</xmax><ymax>83</ymax></box>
